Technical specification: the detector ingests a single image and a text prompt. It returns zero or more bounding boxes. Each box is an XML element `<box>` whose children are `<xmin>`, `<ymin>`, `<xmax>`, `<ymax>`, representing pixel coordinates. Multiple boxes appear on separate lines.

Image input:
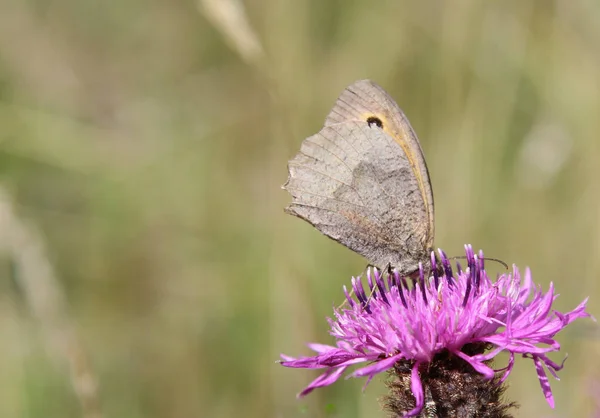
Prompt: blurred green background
<box><xmin>0</xmin><ymin>1</ymin><xmax>598</xmax><ymax>417</ymax></box>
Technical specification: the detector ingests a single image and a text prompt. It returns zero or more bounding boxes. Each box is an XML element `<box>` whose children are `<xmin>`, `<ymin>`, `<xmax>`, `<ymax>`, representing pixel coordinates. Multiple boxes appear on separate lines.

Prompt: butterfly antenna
<box><xmin>361</xmin><ymin>264</ymin><xmax>390</xmax><ymax>306</ymax></box>
<box><xmin>337</xmin><ymin>289</ymin><xmax>353</xmax><ymax>310</ymax></box>
<box><xmin>450</xmin><ymin>255</ymin><xmax>508</xmax><ymax>270</ymax></box>
<box><xmin>337</xmin><ymin>263</ymin><xmax>383</xmax><ymax>310</ymax></box>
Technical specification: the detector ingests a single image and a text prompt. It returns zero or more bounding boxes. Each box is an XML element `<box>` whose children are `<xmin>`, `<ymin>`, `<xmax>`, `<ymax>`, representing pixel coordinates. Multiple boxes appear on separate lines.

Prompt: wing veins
<box><xmin>287</xmin><ymin>161</ymin><xmax>354</xmax><ymax>189</ymax></box>
<box><xmin>285</xmin><ymin>187</ymin><xmax>368</xmax><ymax>209</ymax></box>
<box><xmin>337</xmin><ymin>97</ymin><xmax>370</xmax><ymax>120</ymax></box>
<box><xmin>325</xmin><ymin>124</ymin><xmax>392</xmax><ymax>232</ymax></box>
<box><xmin>291</xmin><ymin>143</ymin><xmax>371</xmax><ymax>207</ymax></box>
<box><xmin>335</xmin><ymin>124</ymin><xmax>402</xmax><ymax>237</ymax></box>
<box><xmin>303</xmin><ymin>136</ymin><xmax>355</xmax><ymax>174</ymax></box>
<box><xmin>287</xmin><ymin>202</ymin><xmax>398</xmax><ymax>246</ymax></box>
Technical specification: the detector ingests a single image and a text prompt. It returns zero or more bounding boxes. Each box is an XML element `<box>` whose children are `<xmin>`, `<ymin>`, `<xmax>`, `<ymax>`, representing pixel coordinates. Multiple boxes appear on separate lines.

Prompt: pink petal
<box><xmin>533</xmin><ymin>355</ymin><xmax>555</xmax><ymax>408</ymax></box>
<box><xmin>350</xmin><ymin>353</ymin><xmax>404</xmax><ymax>378</ymax></box>
<box><xmin>406</xmin><ymin>361</ymin><xmax>425</xmax><ymax>417</ymax></box>
<box><xmin>298</xmin><ymin>366</ymin><xmax>347</xmax><ymax>397</ymax></box>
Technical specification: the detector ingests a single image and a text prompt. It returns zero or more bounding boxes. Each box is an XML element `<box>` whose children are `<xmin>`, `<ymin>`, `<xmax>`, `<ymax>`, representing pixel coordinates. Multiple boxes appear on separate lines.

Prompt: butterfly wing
<box><xmin>283</xmin><ymin>80</ymin><xmax>434</xmax><ymax>274</ymax></box>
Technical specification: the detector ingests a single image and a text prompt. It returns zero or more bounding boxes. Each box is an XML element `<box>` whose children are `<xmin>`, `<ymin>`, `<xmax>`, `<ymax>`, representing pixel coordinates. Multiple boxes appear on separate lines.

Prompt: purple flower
<box><xmin>281</xmin><ymin>245</ymin><xmax>591</xmax><ymax>417</ymax></box>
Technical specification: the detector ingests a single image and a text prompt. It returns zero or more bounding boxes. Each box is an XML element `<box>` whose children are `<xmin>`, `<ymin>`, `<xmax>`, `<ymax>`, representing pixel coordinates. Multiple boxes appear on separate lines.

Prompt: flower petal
<box><xmin>298</xmin><ymin>366</ymin><xmax>348</xmax><ymax>397</ymax></box>
<box><xmin>406</xmin><ymin>361</ymin><xmax>425</xmax><ymax>417</ymax></box>
<box><xmin>349</xmin><ymin>353</ymin><xmax>404</xmax><ymax>378</ymax></box>
<box><xmin>533</xmin><ymin>355</ymin><xmax>555</xmax><ymax>408</ymax></box>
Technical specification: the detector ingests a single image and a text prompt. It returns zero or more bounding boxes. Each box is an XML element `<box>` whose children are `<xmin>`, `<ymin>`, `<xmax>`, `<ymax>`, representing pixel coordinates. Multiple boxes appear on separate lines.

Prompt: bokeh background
<box><xmin>0</xmin><ymin>1</ymin><xmax>598</xmax><ymax>417</ymax></box>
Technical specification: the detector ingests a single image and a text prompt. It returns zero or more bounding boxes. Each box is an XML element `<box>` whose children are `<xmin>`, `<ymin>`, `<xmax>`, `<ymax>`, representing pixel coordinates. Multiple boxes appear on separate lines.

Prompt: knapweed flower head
<box><xmin>281</xmin><ymin>245</ymin><xmax>591</xmax><ymax>417</ymax></box>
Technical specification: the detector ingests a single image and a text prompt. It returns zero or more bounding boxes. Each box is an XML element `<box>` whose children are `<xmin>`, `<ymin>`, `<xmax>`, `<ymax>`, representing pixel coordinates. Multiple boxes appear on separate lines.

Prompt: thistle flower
<box><xmin>280</xmin><ymin>245</ymin><xmax>591</xmax><ymax>417</ymax></box>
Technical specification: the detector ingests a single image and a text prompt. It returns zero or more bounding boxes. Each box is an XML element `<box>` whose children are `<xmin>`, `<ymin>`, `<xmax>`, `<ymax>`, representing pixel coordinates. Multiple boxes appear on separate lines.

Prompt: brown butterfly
<box><xmin>283</xmin><ymin>80</ymin><xmax>434</xmax><ymax>276</ymax></box>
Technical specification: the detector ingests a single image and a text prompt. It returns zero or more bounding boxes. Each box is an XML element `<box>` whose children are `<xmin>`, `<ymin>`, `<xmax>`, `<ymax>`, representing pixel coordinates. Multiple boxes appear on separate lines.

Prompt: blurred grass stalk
<box><xmin>0</xmin><ymin>187</ymin><xmax>102</xmax><ymax>418</ymax></box>
<box><xmin>198</xmin><ymin>0</ymin><xmax>264</xmax><ymax>67</ymax></box>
